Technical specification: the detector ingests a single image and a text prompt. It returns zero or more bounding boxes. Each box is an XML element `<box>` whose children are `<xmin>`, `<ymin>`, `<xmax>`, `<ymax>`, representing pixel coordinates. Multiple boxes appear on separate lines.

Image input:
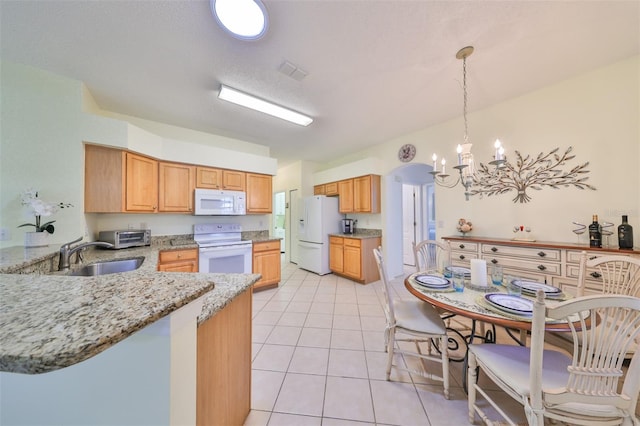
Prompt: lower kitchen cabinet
<box><xmin>197</xmin><ymin>288</ymin><xmax>252</xmax><ymax>426</ymax></box>
<box><xmin>157</xmin><ymin>248</ymin><xmax>198</xmax><ymax>272</ymax></box>
<box><xmin>253</xmin><ymin>240</ymin><xmax>281</xmax><ymax>290</ymax></box>
<box><xmin>329</xmin><ymin>236</ymin><xmax>381</xmax><ymax>284</ymax></box>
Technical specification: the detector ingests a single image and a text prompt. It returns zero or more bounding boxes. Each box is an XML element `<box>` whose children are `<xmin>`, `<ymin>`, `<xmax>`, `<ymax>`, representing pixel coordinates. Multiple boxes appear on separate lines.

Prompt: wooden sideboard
<box><xmin>442</xmin><ymin>236</ymin><xmax>640</xmax><ymax>296</ymax></box>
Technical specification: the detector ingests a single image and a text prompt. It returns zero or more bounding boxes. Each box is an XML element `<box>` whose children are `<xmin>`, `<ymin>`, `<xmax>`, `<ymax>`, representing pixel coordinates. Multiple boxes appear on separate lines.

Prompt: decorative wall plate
<box><xmin>398</xmin><ymin>144</ymin><xmax>416</xmax><ymax>162</ymax></box>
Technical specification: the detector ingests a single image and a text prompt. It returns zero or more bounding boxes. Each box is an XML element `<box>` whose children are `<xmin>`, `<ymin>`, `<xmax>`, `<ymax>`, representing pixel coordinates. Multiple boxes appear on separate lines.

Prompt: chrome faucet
<box><xmin>58</xmin><ymin>237</ymin><xmax>115</xmax><ymax>271</ymax></box>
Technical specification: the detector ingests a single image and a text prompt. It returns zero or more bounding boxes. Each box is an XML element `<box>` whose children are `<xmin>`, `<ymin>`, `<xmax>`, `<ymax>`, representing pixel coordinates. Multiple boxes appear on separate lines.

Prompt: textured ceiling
<box><xmin>1</xmin><ymin>1</ymin><xmax>638</xmax><ymax>166</ymax></box>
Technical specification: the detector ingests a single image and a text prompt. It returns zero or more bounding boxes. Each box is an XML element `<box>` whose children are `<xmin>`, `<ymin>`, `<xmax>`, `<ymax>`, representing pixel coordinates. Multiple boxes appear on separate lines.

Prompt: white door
<box><xmin>289</xmin><ymin>189</ymin><xmax>299</xmax><ymax>264</ymax></box>
<box><xmin>402</xmin><ymin>184</ymin><xmax>417</xmax><ymax>265</ymax></box>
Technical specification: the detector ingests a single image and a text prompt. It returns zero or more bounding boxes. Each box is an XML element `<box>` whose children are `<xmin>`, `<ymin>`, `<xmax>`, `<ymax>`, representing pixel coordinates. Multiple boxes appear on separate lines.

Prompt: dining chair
<box><xmin>373</xmin><ymin>247</ymin><xmax>450</xmax><ymax>399</ymax></box>
<box><xmin>548</xmin><ymin>252</ymin><xmax>640</xmax><ymax>356</ymax></box>
<box><xmin>468</xmin><ymin>291</ymin><xmax>640</xmax><ymax>426</ymax></box>
<box><xmin>412</xmin><ymin>239</ymin><xmax>452</xmax><ymax>273</ymax></box>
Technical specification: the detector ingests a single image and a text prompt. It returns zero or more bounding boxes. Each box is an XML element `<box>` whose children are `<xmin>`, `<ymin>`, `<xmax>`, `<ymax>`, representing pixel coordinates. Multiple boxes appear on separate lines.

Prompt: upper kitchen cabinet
<box><xmin>85</xmin><ymin>144</ymin><xmax>158</xmax><ymax>213</ymax></box>
<box><xmin>353</xmin><ymin>174</ymin><xmax>380</xmax><ymax>213</ymax></box>
<box><xmin>246</xmin><ymin>173</ymin><xmax>272</xmax><ymax>214</ymax></box>
<box><xmin>337</xmin><ymin>175</ymin><xmax>380</xmax><ymax>213</ymax></box>
<box><xmin>196</xmin><ymin>167</ymin><xmax>245</xmax><ymax>191</ymax></box>
<box><xmin>338</xmin><ymin>179</ymin><xmax>354</xmax><ymax>213</ymax></box>
<box><xmin>158</xmin><ymin>162</ymin><xmax>195</xmax><ymax>213</ymax></box>
<box><xmin>313</xmin><ymin>181</ymin><xmax>339</xmax><ymax>196</ymax></box>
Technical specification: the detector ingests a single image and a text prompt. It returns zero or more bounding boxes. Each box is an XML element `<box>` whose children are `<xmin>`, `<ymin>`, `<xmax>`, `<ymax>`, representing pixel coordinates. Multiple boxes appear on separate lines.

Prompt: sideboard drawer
<box><xmin>481</xmin><ymin>244</ymin><xmax>561</xmax><ymax>261</ymax></box>
<box><xmin>481</xmin><ymin>254</ymin><xmax>561</xmax><ymax>276</ymax></box>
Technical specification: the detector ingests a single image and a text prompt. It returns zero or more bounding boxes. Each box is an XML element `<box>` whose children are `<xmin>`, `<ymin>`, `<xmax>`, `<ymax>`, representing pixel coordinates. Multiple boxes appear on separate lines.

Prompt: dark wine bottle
<box><xmin>589</xmin><ymin>214</ymin><xmax>602</xmax><ymax>248</ymax></box>
<box><xmin>618</xmin><ymin>215</ymin><xmax>634</xmax><ymax>249</ymax></box>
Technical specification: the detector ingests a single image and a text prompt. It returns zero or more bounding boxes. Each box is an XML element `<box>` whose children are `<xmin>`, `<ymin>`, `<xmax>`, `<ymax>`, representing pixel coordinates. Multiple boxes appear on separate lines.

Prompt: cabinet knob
<box><xmin>590</xmin><ymin>271</ymin><xmax>602</xmax><ymax>279</ymax></box>
<box><xmin>491</xmin><ymin>259</ymin><xmax>498</xmax><ymax>264</ymax></box>
<box><xmin>537</xmin><ymin>251</ymin><xmax>546</xmax><ymax>257</ymax></box>
<box><xmin>537</xmin><ymin>265</ymin><xmax>547</xmax><ymax>271</ymax></box>
<box><xmin>459</xmin><ymin>255</ymin><xmax>466</xmax><ymax>260</ymax></box>
<box><xmin>491</xmin><ymin>247</ymin><xmax>498</xmax><ymax>252</ymax></box>
<box><xmin>459</xmin><ymin>244</ymin><xmax>465</xmax><ymax>249</ymax></box>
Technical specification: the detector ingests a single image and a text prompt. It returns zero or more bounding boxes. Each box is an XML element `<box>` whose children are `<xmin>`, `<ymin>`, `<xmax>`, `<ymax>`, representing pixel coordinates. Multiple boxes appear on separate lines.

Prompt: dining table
<box><xmin>404</xmin><ymin>270</ymin><xmax>585</xmax><ymax>392</ymax></box>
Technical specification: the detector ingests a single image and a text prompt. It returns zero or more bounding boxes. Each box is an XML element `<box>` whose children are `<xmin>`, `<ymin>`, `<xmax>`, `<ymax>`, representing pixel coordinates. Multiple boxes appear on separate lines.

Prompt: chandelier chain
<box><xmin>463</xmin><ymin>55</ymin><xmax>468</xmax><ymax>143</ymax></box>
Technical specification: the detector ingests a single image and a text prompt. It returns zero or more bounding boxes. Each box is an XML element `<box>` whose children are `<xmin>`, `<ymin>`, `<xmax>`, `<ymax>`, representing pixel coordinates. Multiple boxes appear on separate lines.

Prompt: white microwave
<box><xmin>194</xmin><ymin>189</ymin><xmax>246</xmax><ymax>215</ymax></box>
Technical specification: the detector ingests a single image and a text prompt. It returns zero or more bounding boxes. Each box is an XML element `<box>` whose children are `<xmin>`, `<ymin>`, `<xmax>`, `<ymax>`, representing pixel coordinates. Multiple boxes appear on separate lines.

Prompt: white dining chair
<box><xmin>373</xmin><ymin>247</ymin><xmax>450</xmax><ymax>399</ymax></box>
<box><xmin>468</xmin><ymin>291</ymin><xmax>640</xmax><ymax>426</ymax></box>
<box><xmin>412</xmin><ymin>239</ymin><xmax>452</xmax><ymax>273</ymax></box>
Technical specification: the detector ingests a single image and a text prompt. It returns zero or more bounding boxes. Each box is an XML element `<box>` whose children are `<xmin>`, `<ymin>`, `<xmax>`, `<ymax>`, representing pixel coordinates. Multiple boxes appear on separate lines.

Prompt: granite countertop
<box><xmin>329</xmin><ymin>230</ymin><xmax>382</xmax><ymax>240</ymax></box>
<box><xmin>0</xmin><ymin>242</ymin><xmax>260</xmax><ymax>375</ymax></box>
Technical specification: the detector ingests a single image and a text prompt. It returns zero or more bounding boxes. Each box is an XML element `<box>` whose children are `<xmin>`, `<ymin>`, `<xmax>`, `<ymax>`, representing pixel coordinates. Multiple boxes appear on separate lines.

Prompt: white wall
<box><xmin>305</xmin><ymin>56</ymin><xmax>639</xmax><ymax>276</ymax></box>
<box><xmin>0</xmin><ymin>62</ymin><xmax>277</xmax><ymax>249</ymax></box>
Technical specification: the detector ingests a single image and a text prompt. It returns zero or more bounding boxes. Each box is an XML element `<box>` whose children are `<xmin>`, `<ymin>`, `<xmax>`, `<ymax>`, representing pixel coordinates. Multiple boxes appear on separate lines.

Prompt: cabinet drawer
<box><xmin>159</xmin><ymin>249</ymin><xmax>198</xmax><ymax>263</ymax></box>
<box><xmin>344</xmin><ymin>238</ymin><xmax>361</xmax><ymax>248</ymax></box>
<box><xmin>330</xmin><ymin>236</ymin><xmax>344</xmax><ymax>245</ymax></box>
<box><xmin>253</xmin><ymin>241</ymin><xmax>280</xmax><ymax>253</ymax></box>
<box><xmin>481</xmin><ymin>255</ymin><xmax>561</xmax><ymax>276</ymax></box>
<box><xmin>481</xmin><ymin>244</ymin><xmax>561</xmax><ymax>261</ymax></box>
<box><xmin>450</xmin><ymin>241</ymin><xmax>478</xmax><ymax>253</ymax></box>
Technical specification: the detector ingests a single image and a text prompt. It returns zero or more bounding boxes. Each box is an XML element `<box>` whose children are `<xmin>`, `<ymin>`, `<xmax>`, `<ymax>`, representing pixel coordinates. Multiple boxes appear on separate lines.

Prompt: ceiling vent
<box><xmin>278</xmin><ymin>60</ymin><xmax>308</xmax><ymax>82</ymax></box>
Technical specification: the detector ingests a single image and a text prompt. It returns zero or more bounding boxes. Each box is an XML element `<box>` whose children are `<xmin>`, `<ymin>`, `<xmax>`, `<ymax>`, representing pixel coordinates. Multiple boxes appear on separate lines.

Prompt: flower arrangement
<box><xmin>18</xmin><ymin>188</ymin><xmax>73</xmax><ymax>234</ymax></box>
<box><xmin>456</xmin><ymin>218</ymin><xmax>473</xmax><ymax>235</ymax></box>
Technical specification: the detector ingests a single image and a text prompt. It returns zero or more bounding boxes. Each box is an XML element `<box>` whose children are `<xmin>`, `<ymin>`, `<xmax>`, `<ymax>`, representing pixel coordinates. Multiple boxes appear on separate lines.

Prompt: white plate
<box><xmin>511</xmin><ymin>279</ymin><xmax>561</xmax><ymax>294</ymax></box>
<box><xmin>415</xmin><ymin>274</ymin><xmax>451</xmax><ymax>288</ymax></box>
<box><xmin>445</xmin><ymin>266</ymin><xmax>471</xmax><ymax>277</ymax></box>
<box><xmin>484</xmin><ymin>293</ymin><xmax>534</xmax><ymax>315</ymax></box>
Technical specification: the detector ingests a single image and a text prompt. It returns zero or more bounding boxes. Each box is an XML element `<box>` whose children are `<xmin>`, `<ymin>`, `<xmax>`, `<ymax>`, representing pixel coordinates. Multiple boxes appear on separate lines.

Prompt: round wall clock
<box><xmin>398</xmin><ymin>144</ymin><xmax>416</xmax><ymax>162</ymax></box>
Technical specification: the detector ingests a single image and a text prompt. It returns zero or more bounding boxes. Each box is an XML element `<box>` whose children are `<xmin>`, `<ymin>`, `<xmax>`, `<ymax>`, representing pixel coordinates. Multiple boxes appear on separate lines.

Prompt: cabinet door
<box><xmin>222</xmin><ymin>170</ymin><xmax>246</xmax><ymax>191</ymax></box>
<box><xmin>253</xmin><ymin>250</ymin><xmax>281</xmax><ymax>289</ymax></box>
<box><xmin>196</xmin><ymin>167</ymin><xmax>221</xmax><ymax>189</ymax></box>
<box><xmin>158</xmin><ymin>162</ymin><xmax>195</xmax><ymax>212</ymax></box>
<box><xmin>158</xmin><ymin>261</ymin><xmax>197</xmax><ymax>272</ymax></box>
<box><xmin>84</xmin><ymin>144</ymin><xmax>126</xmax><ymax>213</ymax></box>
<box><xmin>246</xmin><ymin>173</ymin><xmax>273</xmax><ymax>214</ymax></box>
<box><xmin>125</xmin><ymin>152</ymin><xmax>158</xmax><ymax>212</ymax></box>
<box><xmin>338</xmin><ymin>179</ymin><xmax>354</xmax><ymax>213</ymax></box>
<box><xmin>314</xmin><ymin>185</ymin><xmax>326</xmax><ymax>195</ymax></box>
<box><xmin>354</xmin><ymin>175</ymin><xmax>380</xmax><ymax>213</ymax></box>
<box><xmin>343</xmin><ymin>244</ymin><xmax>362</xmax><ymax>279</ymax></box>
<box><xmin>329</xmin><ymin>237</ymin><xmax>344</xmax><ymax>273</ymax></box>
<box><xmin>325</xmin><ymin>182</ymin><xmax>339</xmax><ymax>196</ymax></box>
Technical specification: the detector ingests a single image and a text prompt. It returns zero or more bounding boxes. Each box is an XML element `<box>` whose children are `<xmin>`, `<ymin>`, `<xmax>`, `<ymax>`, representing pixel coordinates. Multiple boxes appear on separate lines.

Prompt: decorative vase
<box><xmin>24</xmin><ymin>231</ymin><xmax>49</xmax><ymax>248</ymax></box>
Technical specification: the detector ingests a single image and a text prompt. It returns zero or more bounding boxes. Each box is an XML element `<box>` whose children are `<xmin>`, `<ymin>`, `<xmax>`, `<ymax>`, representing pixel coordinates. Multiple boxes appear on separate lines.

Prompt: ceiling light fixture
<box><xmin>218</xmin><ymin>85</ymin><xmax>313</xmax><ymax>127</ymax></box>
<box><xmin>210</xmin><ymin>0</ymin><xmax>268</xmax><ymax>41</ymax></box>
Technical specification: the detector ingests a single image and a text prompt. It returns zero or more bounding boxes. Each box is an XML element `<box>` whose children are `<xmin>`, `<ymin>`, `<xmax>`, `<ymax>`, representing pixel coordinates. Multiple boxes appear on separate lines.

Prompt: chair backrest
<box><xmin>529</xmin><ymin>291</ymin><xmax>640</xmax><ymax>415</ymax></box>
<box><xmin>373</xmin><ymin>247</ymin><xmax>395</xmax><ymax>326</ymax></box>
<box><xmin>586</xmin><ymin>254</ymin><xmax>640</xmax><ymax>298</ymax></box>
<box><xmin>412</xmin><ymin>240</ymin><xmax>451</xmax><ymax>273</ymax></box>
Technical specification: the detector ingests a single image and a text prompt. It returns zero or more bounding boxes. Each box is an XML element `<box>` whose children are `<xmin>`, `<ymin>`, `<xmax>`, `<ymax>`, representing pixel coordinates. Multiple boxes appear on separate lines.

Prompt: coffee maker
<box><xmin>341</xmin><ymin>218</ymin><xmax>356</xmax><ymax>234</ymax></box>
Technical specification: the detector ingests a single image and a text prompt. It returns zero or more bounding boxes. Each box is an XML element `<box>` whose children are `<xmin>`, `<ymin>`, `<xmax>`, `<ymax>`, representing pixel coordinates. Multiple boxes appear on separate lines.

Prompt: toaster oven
<box><xmin>98</xmin><ymin>229</ymin><xmax>151</xmax><ymax>249</ymax></box>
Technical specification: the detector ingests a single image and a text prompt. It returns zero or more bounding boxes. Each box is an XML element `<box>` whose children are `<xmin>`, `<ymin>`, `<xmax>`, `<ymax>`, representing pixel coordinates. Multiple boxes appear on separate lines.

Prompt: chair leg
<box><xmin>441</xmin><ymin>334</ymin><xmax>450</xmax><ymax>400</ymax></box>
<box><xmin>386</xmin><ymin>328</ymin><xmax>395</xmax><ymax>381</ymax></box>
<box><xmin>467</xmin><ymin>351</ymin><xmax>478</xmax><ymax>424</ymax></box>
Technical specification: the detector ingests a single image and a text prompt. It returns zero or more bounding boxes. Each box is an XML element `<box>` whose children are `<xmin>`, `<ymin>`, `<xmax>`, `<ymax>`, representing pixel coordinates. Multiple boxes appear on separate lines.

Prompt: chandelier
<box><xmin>429</xmin><ymin>46</ymin><xmax>505</xmax><ymax>200</ymax></box>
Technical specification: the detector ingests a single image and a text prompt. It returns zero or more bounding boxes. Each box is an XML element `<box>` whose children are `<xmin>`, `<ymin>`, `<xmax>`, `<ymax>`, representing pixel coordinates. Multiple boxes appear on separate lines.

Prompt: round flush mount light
<box><xmin>211</xmin><ymin>0</ymin><xmax>268</xmax><ymax>41</ymax></box>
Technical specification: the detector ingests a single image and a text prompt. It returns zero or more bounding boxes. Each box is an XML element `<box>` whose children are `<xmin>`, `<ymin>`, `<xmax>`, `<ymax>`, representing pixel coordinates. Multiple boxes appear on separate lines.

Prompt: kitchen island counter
<box><xmin>0</xmin><ymin>243</ymin><xmax>259</xmax><ymax>375</ymax></box>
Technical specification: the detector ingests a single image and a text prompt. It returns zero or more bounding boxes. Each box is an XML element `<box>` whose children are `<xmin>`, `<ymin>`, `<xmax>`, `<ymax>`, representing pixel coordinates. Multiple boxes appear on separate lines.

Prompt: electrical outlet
<box><xmin>0</xmin><ymin>227</ymin><xmax>10</xmax><ymax>241</ymax></box>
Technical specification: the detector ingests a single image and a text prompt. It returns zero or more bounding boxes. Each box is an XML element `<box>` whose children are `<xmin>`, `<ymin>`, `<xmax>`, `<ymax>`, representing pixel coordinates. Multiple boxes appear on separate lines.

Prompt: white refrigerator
<box><xmin>297</xmin><ymin>195</ymin><xmax>342</xmax><ymax>275</ymax></box>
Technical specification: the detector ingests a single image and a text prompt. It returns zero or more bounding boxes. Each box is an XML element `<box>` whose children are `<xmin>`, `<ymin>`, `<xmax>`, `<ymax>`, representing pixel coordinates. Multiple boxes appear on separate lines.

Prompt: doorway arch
<box><xmin>383</xmin><ymin>162</ymin><xmax>434</xmax><ymax>278</ymax></box>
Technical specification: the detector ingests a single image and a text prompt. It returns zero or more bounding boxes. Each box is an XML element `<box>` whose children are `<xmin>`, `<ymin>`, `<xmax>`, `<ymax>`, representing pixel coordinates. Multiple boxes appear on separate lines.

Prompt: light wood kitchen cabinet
<box><xmin>158</xmin><ymin>161</ymin><xmax>195</xmax><ymax>212</ymax></box>
<box><xmin>157</xmin><ymin>248</ymin><xmax>198</xmax><ymax>272</ymax></box>
<box><xmin>252</xmin><ymin>240</ymin><xmax>281</xmax><ymax>290</ymax></box>
<box><xmin>338</xmin><ymin>179</ymin><xmax>354</xmax><ymax>213</ymax></box>
<box><xmin>85</xmin><ymin>144</ymin><xmax>158</xmax><ymax>213</ymax></box>
<box><xmin>329</xmin><ymin>236</ymin><xmax>345</xmax><ymax>273</ymax></box>
<box><xmin>329</xmin><ymin>236</ymin><xmax>381</xmax><ymax>284</ymax></box>
<box><xmin>197</xmin><ymin>288</ymin><xmax>252</xmax><ymax>426</ymax></box>
<box><xmin>314</xmin><ymin>184</ymin><xmax>325</xmax><ymax>195</ymax></box>
<box><xmin>196</xmin><ymin>167</ymin><xmax>246</xmax><ymax>191</ymax></box>
<box><xmin>325</xmin><ymin>182</ymin><xmax>339</xmax><ymax>196</ymax></box>
<box><xmin>246</xmin><ymin>173</ymin><xmax>273</xmax><ymax>214</ymax></box>
<box><xmin>354</xmin><ymin>174</ymin><xmax>381</xmax><ymax>213</ymax></box>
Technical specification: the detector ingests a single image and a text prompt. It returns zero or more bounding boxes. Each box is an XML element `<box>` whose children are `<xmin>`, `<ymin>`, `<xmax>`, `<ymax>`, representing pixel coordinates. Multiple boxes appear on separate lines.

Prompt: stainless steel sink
<box><xmin>68</xmin><ymin>257</ymin><xmax>145</xmax><ymax>276</ymax></box>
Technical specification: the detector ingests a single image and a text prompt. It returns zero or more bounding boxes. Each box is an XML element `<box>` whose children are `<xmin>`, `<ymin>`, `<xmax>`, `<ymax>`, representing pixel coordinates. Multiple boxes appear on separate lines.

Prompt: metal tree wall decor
<box><xmin>467</xmin><ymin>146</ymin><xmax>596</xmax><ymax>203</ymax></box>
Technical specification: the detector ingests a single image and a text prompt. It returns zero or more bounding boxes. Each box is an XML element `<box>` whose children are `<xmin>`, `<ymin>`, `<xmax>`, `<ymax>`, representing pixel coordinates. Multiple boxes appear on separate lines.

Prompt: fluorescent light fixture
<box><xmin>218</xmin><ymin>85</ymin><xmax>313</xmax><ymax>127</ymax></box>
<box><xmin>211</xmin><ymin>0</ymin><xmax>268</xmax><ymax>41</ymax></box>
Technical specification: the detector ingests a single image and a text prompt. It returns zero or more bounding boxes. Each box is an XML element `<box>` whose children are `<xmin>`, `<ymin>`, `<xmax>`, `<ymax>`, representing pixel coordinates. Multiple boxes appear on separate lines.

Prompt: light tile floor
<box><xmin>245</xmin><ymin>261</ymin><xmax>639</xmax><ymax>426</ymax></box>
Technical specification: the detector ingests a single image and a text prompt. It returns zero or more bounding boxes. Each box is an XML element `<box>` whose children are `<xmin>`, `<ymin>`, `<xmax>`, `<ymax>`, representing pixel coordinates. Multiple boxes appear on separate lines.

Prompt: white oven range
<box><xmin>194</xmin><ymin>223</ymin><xmax>252</xmax><ymax>274</ymax></box>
